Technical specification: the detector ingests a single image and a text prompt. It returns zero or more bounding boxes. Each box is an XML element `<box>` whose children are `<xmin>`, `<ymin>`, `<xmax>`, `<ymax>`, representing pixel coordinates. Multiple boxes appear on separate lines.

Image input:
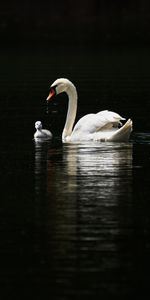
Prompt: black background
<box><xmin>1</xmin><ymin>0</ymin><xmax>150</xmax><ymax>46</ymax></box>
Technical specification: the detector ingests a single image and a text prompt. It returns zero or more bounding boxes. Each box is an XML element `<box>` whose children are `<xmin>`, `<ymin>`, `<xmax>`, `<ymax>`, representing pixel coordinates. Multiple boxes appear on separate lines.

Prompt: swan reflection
<box><xmin>34</xmin><ymin>140</ymin><xmax>133</xmax><ymax>214</ymax></box>
<box><xmin>34</xmin><ymin>140</ymin><xmax>133</xmax><ymax>295</ymax></box>
<box><xmin>34</xmin><ymin>140</ymin><xmax>133</xmax><ymax>240</ymax></box>
<box><xmin>62</xmin><ymin>142</ymin><xmax>133</xmax><ymax>199</ymax></box>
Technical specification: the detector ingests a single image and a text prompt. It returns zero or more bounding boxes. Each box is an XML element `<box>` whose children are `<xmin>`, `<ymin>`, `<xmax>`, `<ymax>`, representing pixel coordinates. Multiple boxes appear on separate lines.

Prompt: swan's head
<box><xmin>35</xmin><ymin>121</ymin><xmax>42</xmax><ymax>130</ymax></box>
<box><xmin>46</xmin><ymin>78</ymin><xmax>75</xmax><ymax>102</ymax></box>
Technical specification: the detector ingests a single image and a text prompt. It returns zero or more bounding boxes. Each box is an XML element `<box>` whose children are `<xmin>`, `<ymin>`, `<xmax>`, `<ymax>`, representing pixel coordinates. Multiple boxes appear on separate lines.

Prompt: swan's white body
<box><xmin>47</xmin><ymin>78</ymin><xmax>132</xmax><ymax>143</ymax></box>
<box><xmin>34</xmin><ymin>121</ymin><xmax>52</xmax><ymax>140</ymax></box>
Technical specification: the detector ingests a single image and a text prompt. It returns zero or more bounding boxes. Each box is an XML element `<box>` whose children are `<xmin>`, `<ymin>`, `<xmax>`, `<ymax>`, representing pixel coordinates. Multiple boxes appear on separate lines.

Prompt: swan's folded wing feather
<box><xmin>72</xmin><ymin>110</ymin><xmax>125</xmax><ymax>134</ymax></box>
<box><xmin>93</xmin><ymin>119</ymin><xmax>132</xmax><ymax>142</ymax></box>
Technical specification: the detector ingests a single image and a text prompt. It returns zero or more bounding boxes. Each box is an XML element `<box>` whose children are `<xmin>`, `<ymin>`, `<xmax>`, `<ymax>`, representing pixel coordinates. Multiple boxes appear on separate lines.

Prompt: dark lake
<box><xmin>1</xmin><ymin>45</ymin><xmax>150</xmax><ymax>298</ymax></box>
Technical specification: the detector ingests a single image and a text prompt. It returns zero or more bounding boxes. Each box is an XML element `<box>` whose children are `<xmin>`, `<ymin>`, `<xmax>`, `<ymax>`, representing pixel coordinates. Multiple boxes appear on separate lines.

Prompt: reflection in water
<box><xmin>34</xmin><ymin>141</ymin><xmax>133</xmax><ymax>297</ymax></box>
<box><xmin>34</xmin><ymin>139</ymin><xmax>49</xmax><ymax>200</ymax></box>
<box><xmin>2</xmin><ymin>45</ymin><xmax>150</xmax><ymax>298</ymax></box>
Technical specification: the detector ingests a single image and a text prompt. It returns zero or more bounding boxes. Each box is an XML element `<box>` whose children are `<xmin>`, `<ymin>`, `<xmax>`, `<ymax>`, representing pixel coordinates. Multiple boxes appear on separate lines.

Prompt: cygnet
<box><xmin>34</xmin><ymin>121</ymin><xmax>52</xmax><ymax>140</ymax></box>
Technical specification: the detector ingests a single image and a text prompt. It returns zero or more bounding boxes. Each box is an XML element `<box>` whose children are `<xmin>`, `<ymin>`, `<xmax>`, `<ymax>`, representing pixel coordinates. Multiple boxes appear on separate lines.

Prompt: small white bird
<box><xmin>34</xmin><ymin>121</ymin><xmax>52</xmax><ymax>140</ymax></box>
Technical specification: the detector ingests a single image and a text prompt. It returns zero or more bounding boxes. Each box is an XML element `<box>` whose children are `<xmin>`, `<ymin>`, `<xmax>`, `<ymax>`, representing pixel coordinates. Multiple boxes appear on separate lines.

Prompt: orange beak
<box><xmin>46</xmin><ymin>88</ymin><xmax>56</xmax><ymax>101</ymax></box>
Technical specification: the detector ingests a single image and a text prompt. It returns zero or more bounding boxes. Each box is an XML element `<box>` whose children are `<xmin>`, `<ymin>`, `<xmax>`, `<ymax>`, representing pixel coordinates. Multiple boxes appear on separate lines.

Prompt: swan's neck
<box><xmin>62</xmin><ymin>84</ymin><xmax>77</xmax><ymax>141</ymax></box>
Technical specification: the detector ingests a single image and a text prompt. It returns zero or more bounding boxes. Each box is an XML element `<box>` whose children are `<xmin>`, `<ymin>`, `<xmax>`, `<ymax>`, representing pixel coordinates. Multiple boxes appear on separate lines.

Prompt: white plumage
<box><xmin>34</xmin><ymin>121</ymin><xmax>52</xmax><ymax>140</ymax></box>
<box><xmin>46</xmin><ymin>78</ymin><xmax>132</xmax><ymax>143</ymax></box>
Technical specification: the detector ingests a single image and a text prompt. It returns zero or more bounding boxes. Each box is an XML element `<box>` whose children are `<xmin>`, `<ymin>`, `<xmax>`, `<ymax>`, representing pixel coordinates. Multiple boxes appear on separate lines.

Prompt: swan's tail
<box><xmin>107</xmin><ymin>119</ymin><xmax>133</xmax><ymax>142</ymax></box>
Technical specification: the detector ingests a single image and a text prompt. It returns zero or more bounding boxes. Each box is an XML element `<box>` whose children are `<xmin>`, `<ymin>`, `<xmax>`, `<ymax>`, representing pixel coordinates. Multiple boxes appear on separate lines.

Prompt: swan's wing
<box><xmin>72</xmin><ymin>110</ymin><xmax>125</xmax><ymax>134</ymax></box>
<box><xmin>93</xmin><ymin>119</ymin><xmax>133</xmax><ymax>142</ymax></box>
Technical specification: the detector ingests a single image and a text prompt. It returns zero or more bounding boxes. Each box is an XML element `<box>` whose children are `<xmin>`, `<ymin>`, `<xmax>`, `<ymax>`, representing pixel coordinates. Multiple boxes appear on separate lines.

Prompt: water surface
<box><xmin>1</xmin><ymin>46</ymin><xmax>150</xmax><ymax>298</ymax></box>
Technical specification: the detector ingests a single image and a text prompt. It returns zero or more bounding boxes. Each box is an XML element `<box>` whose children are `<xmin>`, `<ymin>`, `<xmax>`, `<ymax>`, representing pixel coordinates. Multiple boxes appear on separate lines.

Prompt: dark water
<box><xmin>1</xmin><ymin>46</ymin><xmax>150</xmax><ymax>299</ymax></box>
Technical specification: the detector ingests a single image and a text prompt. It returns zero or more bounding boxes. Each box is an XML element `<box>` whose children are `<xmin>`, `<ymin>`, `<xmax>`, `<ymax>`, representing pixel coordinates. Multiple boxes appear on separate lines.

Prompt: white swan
<box><xmin>34</xmin><ymin>121</ymin><xmax>52</xmax><ymax>140</ymax></box>
<box><xmin>46</xmin><ymin>78</ymin><xmax>132</xmax><ymax>143</ymax></box>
